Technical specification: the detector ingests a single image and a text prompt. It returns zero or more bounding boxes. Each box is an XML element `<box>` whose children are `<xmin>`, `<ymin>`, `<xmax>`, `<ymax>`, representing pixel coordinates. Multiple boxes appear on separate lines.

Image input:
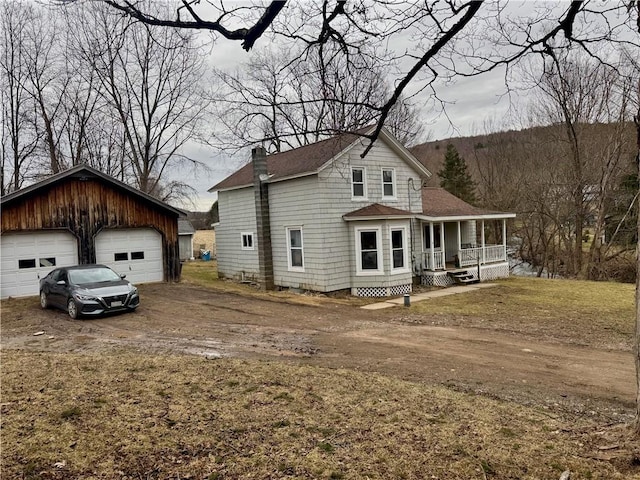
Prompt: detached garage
<box><xmin>0</xmin><ymin>164</ymin><xmax>182</xmax><ymax>299</ymax></box>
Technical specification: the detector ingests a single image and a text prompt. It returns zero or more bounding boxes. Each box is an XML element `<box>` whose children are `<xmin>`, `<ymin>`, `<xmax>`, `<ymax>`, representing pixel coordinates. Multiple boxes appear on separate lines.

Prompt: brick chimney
<box><xmin>252</xmin><ymin>146</ymin><xmax>274</xmax><ymax>290</ymax></box>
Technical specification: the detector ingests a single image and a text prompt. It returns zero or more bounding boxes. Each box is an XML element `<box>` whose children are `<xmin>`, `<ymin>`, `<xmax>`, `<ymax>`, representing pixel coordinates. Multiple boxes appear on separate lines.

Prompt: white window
<box><xmin>390</xmin><ymin>227</ymin><xmax>409</xmax><ymax>273</ymax></box>
<box><xmin>351</xmin><ymin>167</ymin><xmax>367</xmax><ymax>199</ymax></box>
<box><xmin>356</xmin><ymin>227</ymin><xmax>382</xmax><ymax>275</ymax></box>
<box><xmin>382</xmin><ymin>168</ymin><xmax>396</xmax><ymax>199</ymax></box>
<box><xmin>286</xmin><ymin>227</ymin><xmax>304</xmax><ymax>272</ymax></box>
<box><xmin>241</xmin><ymin>232</ymin><xmax>254</xmax><ymax>250</ymax></box>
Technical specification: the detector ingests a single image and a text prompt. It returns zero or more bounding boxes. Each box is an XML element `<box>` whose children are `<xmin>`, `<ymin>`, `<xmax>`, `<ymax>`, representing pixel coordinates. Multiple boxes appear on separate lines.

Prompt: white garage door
<box><xmin>1</xmin><ymin>231</ymin><xmax>78</xmax><ymax>299</ymax></box>
<box><xmin>95</xmin><ymin>228</ymin><xmax>163</xmax><ymax>284</ymax></box>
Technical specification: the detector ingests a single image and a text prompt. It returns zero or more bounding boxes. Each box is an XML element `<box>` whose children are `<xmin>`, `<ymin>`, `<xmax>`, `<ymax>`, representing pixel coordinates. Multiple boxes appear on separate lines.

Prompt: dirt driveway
<box><xmin>1</xmin><ymin>282</ymin><xmax>635</xmax><ymax>422</ymax></box>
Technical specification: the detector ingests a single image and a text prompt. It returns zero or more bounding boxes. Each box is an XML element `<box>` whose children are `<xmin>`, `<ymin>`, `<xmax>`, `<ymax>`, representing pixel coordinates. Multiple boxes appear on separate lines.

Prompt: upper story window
<box><xmin>382</xmin><ymin>168</ymin><xmax>396</xmax><ymax>199</ymax></box>
<box><xmin>351</xmin><ymin>167</ymin><xmax>367</xmax><ymax>199</ymax></box>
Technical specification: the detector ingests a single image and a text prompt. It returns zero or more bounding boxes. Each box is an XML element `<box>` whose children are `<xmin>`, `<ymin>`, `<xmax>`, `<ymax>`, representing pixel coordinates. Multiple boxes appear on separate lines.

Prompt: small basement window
<box><xmin>39</xmin><ymin>257</ymin><xmax>56</xmax><ymax>267</ymax></box>
<box><xmin>131</xmin><ymin>251</ymin><xmax>144</xmax><ymax>260</ymax></box>
<box><xmin>241</xmin><ymin>232</ymin><xmax>254</xmax><ymax>250</ymax></box>
<box><xmin>18</xmin><ymin>259</ymin><xmax>36</xmax><ymax>269</ymax></box>
<box><xmin>114</xmin><ymin>252</ymin><xmax>128</xmax><ymax>261</ymax></box>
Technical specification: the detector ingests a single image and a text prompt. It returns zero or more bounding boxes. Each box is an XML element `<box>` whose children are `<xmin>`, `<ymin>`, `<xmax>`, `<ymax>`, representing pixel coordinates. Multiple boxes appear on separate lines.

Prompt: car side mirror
<box><xmin>56</xmin><ymin>280</ymin><xmax>66</xmax><ymax>285</ymax></box>
<box><xmin>120</xmin><ymin>274</ymin><xmax>127</xmax><ymax>279</ymax></box>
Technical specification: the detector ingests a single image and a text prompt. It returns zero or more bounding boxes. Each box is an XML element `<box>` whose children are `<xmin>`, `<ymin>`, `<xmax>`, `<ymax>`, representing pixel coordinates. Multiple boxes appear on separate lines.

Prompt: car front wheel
<box><xmin>40</xmin><ymin>291</ymin><xmax>49</xmax><ymax>309</ymax></box>
<box><xmin>67</xmin><ymin>298</ymin><xmax>79</xmax><ymax>319</ymax></box>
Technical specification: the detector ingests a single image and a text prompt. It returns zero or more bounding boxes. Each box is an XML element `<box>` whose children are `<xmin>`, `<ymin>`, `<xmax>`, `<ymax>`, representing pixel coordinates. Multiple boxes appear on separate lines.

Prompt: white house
<box><xmin>209</xmin><ymin>127</ymin><xmax>515</xmax><ymax>297</ymax></box>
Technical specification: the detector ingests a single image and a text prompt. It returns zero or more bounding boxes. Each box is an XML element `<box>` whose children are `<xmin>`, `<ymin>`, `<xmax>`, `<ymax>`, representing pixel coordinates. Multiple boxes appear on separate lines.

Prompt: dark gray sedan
<box><xmin>39</xmin><ymin>264</ymin><xmax>139</xmax><ymax>319</ymax></box>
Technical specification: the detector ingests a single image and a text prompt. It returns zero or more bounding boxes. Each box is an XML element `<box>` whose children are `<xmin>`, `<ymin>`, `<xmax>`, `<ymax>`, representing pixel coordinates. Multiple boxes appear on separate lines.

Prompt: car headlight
<box><xmin>74</xmin><ymin>293</ymin><xmax>97</xmax><ymax>301</ymax></box>
<box><xmin>130</xmin><ymin>286</ymin><xmax>138</xmax><ymax>295</ymax></box>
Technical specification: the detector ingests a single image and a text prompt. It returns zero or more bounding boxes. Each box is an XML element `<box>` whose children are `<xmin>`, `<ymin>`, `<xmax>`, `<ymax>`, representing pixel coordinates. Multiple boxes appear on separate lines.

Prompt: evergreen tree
<box><xmin>437</xmin><ymin>144</ymin><xmax>477</xmax><ymax>204</ymax></box>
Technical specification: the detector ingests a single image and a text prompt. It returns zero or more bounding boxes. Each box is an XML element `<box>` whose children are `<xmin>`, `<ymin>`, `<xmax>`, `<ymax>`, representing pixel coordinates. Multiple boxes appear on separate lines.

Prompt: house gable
<box><xmin>210</xmin><ymin>127</ymin><xmax>431</xmax><ymax>193</ymax></box>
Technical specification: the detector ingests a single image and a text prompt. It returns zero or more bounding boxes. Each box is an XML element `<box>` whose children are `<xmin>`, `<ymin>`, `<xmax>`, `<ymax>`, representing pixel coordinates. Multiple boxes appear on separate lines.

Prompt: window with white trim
<box><xmin>381</xmin><ymin>168</ymin><xmax>396</xmax><ymax>199</ymax></box>
<box><xmin>351</xmin><ymin>167</ymin><xmax>366</xmax><ymax>199</ymax></box>
<box><xmin>286</xmin><ymin>227</ymin><xmax>304</xmax><ymax>271</ymax></box>
<box><xmin>390</xmin><ymin>227</ymin><xmax>409</xmax><ymax>272</ymax></box>
<box><xmin>241</xmin><ymin>232</ymin><xmax>254</xmax><ymax>250</ymax></box>
<box><xmin>356</xmin><ymin>227</ymin><xmax>382</xmax><ymax>275</ymax></box>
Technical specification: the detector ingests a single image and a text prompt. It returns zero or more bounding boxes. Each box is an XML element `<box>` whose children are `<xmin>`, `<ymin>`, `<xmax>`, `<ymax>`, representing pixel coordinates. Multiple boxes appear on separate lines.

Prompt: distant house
<box><xmin>209</xmin><ymin>127</ymin><xmax>515</xmax><ymax>297</ymax></box>
<box><xmin>193</xmin><ymin>230</ymin><xmax>216</xmax><ymax>259</ymax></box>
<box><xmin>0</xmin><ymin>164</ymin><xmax>182</xmax><ymax>299</ymax></box>
<box><xmin>178</xmin><ymin>217</ymin><xmax>196</xmax><ymax>261</ymax></box>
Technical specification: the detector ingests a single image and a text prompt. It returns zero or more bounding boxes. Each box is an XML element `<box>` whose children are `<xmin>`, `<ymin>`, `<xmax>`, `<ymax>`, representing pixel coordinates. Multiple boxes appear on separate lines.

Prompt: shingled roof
<box><xmin>210</xmin><ymin>127</ymin><xmax>431</xmax><ymax>192</ymax></box>
<box><xmin>343</xmin><ymin>203</ymin><xmax>415</xmax><ymax>220</ymax></box>
<box><xmin>211</xmin><ymin>131</ymin><xmax>365</xmax><ymax>191</ymax></box>
<box><xmin>420</xmin><ymin>188</ymin><xmax>513</xmax><ymax>219</ymax></box>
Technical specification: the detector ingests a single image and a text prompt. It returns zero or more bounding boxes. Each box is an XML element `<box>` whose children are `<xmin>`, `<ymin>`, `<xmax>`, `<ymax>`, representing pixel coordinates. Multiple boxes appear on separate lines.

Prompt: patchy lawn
<box><xmin>2</xmin><ymin>350</ymin><xmax>638</xmax><ymax>480</ymax></box>
<box><xmin>402</xmin><ymin>277</ymin><xmax>635</xmax><ymax>350</ymax></box>
<box><xmin>181</xmin><ymin>260</ymin><xmax>371</xmax><ymax>307</ymax></box>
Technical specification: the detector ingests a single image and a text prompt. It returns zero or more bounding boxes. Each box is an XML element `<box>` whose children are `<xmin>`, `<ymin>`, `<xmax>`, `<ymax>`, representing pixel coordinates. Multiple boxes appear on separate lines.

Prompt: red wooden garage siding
<box><xmin>1</xmin><ymin>177</ymin><xmax>180</xmax><ymax>282</ymax></box>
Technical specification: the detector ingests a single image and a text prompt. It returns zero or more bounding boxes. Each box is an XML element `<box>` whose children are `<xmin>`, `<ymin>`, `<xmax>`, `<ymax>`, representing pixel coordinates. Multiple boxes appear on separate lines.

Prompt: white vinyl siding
<box><xmin>381</xmin><ymin>168</ymin><xmax>396</xmax><ymax>200</ymax></box>
<box><xmin>216</xmin><ymin>188</ymin><xmax>259</xmax><ymax>280</ymax></box>
<box><xmin>215</xmin><ymin>134</ymin><xmax>424</xmax><ymax>293</ymax></box>
<box><xmin>286</xmin><ymin>227</ymin><xmax>304</xmax><ymax>272</ymax></box>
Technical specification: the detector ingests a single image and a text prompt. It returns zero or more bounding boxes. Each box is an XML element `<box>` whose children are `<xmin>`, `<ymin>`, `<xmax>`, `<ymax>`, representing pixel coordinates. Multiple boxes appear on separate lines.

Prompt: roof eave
<box><xmin>1</xmin><ymin>164</ymin><xmax>183</xmax><ymax>216</ymax></box>
<box><xmin>212</xmin><ymin>170</ymin><xmax>319</xmax><ymax>193</ymax></box>
<box><xmin>343</xmin><ymin>215</ymin><xmax>415</xmax><ymax>221</ymax></box>
<box><xmin>417</xmin><ymin>213</ymin><xmax>517</xmax><ymax>222</ymax></box>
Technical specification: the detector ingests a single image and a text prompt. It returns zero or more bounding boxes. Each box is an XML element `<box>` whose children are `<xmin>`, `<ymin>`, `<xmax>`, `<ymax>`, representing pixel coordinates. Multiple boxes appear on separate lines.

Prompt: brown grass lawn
<box><xmin>180</xmin><ymin>260</ymin><xmax>371</xmax><ymax>307</ymax></box>
<box><xmin>2</xmin><ymin>264</ymin><xmax>639</xmax><ymax>479</ymax></box>
<box><xmin>406</xmin><ymin>277</ymin><xmax>635</xmax><ymax>351</ymax></box>
<box><xmin>2</xmin><ymin>351</ymin><xmax>638</xmax><ymax>480</ymax></box>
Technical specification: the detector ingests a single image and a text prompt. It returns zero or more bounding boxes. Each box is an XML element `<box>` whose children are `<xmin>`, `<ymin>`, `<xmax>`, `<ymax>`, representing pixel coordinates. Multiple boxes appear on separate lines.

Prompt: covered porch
<box><xmin>414</xmin><ymin>188</ymin><xmax>516</xmax><ymax>286</ymax></box>
<box><xmin>419</xmin><ymin>218</ymin><xmax>511</xmax><ymax>272</ymax></box>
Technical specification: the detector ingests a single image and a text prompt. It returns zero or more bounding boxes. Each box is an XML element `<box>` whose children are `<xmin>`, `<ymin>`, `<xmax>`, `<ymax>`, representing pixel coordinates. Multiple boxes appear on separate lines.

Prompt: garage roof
<box><xmin>1</xmin><ymin>164</ymin><xmax>183</xmax><ymax>216</ymax></box>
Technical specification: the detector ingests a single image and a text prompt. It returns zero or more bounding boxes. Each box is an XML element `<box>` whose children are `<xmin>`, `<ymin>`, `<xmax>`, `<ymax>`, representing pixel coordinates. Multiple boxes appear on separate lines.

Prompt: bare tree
<box><xmin>70</xmin><ymin>2</ymin><xmax>210</xmax><ymax>198</ymax></box>
<box><xmin>90</xmin><ymin>1</ymin><xmax>639</xmax><ymax>152</ymax></box>
<box><xmin>212</xmin><ymin>46</ymin><xmax>425</xmax><ymax>153</ymax></box>
<box><xmin>529</xmin><ymin>54</ymin><xmax>637</xmax><ymax>277</ymax></box>
<box><xmin>633</xmin><ymin>74</ymin><xmax>640</xmax><ymax>437</ymax></box>
<box><xmin>0</xmin><ymin>2</ymin><xmax>40</xmax><ymax>193</ymax></box>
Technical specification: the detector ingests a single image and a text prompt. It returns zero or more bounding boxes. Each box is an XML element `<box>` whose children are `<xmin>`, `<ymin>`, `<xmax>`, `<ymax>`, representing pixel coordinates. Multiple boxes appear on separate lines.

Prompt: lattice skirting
<box><xmin>422</xmin><ymin>262</ymin><xmax>509</xmax><ymax>286</ymax></box>
<box><xmin>354</xmin><ymin>284</ymin><xmax>412</xmax><ymax>298</ymax></box>
<box><xmin>479</xmin><ymin>263</ymin><xmax>509</xmax><ymax>281</ymax></box>
<box><xmin>421</xmin><ymin>272</ymin><xmax>456</xmax><ymax>287</ymax></box>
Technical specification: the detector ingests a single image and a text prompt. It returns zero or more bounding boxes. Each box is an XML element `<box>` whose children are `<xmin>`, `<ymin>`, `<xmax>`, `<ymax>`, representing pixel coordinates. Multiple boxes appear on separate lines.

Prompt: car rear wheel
<box><xmin>40</xmin><ymin>291</ymin><xmax>49</xmax><ymax>309</ymax></box>
<box><xmin>67</xmin><ymin>299</ymin><xmax>79</xmax><ymax>319</ymax></box>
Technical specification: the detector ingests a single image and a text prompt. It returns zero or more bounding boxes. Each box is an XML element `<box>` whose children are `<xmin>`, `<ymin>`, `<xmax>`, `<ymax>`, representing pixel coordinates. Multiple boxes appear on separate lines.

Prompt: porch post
<box><xmin>457</xmin><ymin>221</ymin><xmax>461</xmax><ymax>259</ymax></box>
<box><xmin>429</xmin><ymin>222</ymin><xmax>435</xmax><ymax>271</ymax></box>
<box><xmin>502</xmin><ymin>219</ymin><xmax>507</xmax><ymax>260</ymax></box>
<box><xmin>440</xmin><ymin>222</ymin><xmax>445</xmax><ymax>269</ymax></box>
<box><xmin>480</xmin><ymin>220</ymin><xmax>486</xmax><ymax>264</ymax></box>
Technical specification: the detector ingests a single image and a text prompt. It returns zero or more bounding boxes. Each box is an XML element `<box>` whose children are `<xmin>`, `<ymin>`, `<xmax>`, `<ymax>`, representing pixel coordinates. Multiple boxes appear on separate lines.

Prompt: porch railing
<box><xmin>421</xmin><ymin>250</ymin><xmax>445</xmax><ymax>270</ymax></box>
<box><xmin>458</xmin><ymin>245</ymin><xmax>506</xmax><ymax>267</ymax></box>
<box><xmin>420</xmin><ymin>245</ymin><xmax>506</xmax><ymax>271</ymax></box>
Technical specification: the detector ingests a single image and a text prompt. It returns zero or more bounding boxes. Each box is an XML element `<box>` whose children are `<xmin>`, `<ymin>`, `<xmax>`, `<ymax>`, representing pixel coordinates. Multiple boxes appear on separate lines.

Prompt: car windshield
<box><xmin>68</xmin><ymin>267</ymin><xmax>121</xmax><ymax>285</ymax></box>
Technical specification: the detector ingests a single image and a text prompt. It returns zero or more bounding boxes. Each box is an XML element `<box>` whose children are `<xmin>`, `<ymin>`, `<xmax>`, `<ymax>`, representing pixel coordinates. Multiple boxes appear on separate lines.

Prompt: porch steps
<box><xmin>447</xmin><ymin>270</ymin><xmax>478</xmax><ymax>285</ymax></box>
